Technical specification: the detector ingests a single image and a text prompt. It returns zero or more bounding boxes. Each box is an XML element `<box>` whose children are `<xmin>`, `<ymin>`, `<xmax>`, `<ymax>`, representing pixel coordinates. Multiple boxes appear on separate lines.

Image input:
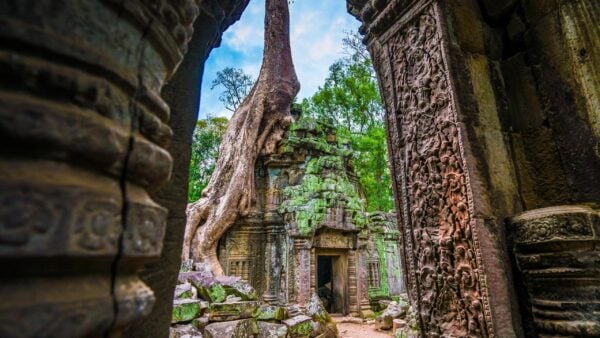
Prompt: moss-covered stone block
<box><xmin>209</xmin><ymin>301</ymin><xmax>260</xmax><ymax>322</ymax></box>
<box><xmin>174</xmin><ymin>283</ymin><xmax>194</xmax><ymax>300</ymax></box>
<box><xmin>195</xmin><ymin>283</ymin><xmax>226</xmax><ymax>303</ymax></box>
<box><xmin>283</xmin><ymin>315</ymin><xmax>313</xmax><ymax>338</ymax></box>
<box><xmin>254</xmin><ymin>305</ymin><xmax>286</xmax><ymax>321</ymax></box>
<box><xmin>172</xmin><ymin>299</ymin><xmax>203</xmax><ymax>324</ymax></box>
<box><xmin>218</xmin><ymin>278</ymin><xmax>258</xmax><ymax>301</ymax></box>
<box><xmin>204</xmin><ymin>319</ymin><xmax>258</xmax><ymax>338</ymax></box>
<box><xmin>257</xmin><ymin>321</ymin><xmax>288</xmax><ymax>338</ymax></box>
<box><xmin>191</xmin><ymin>315</ymin><xmax>209</xmax><ymax>331</ymax></box>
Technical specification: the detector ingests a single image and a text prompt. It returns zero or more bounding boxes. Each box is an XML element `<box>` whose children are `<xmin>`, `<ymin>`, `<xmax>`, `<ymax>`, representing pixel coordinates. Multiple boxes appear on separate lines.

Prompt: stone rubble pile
<box><xmin>374</xmin><ymin>294</ymin><xmax>419</xmax><ymax>338</ymax></box>
<box><xmin>170</xmin><ymin>260</ymin><xmax>339</xmax><ymax>338</ymax></box>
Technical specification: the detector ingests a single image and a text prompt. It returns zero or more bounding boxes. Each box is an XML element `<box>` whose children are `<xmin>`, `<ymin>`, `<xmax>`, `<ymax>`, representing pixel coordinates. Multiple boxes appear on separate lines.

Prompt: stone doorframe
<box><xmin>314</xmin><ymin>249</ymin><xmax>350</xmax><ymax>315</ymax></box>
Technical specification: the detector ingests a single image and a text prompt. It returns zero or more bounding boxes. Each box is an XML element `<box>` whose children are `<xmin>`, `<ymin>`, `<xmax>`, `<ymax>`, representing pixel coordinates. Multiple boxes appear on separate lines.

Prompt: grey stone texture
<box><xmin>0</xmin><ymin>0</ymin><xmax>598</xmax><ymax>337</ymax></box>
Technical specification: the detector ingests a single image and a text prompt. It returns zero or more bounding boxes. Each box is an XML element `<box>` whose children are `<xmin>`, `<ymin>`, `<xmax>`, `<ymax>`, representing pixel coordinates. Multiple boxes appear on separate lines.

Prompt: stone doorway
<box><xmin>316</xmin><ymin>250</ymin><xmax>348</xmax><ymax>315</ymax></box>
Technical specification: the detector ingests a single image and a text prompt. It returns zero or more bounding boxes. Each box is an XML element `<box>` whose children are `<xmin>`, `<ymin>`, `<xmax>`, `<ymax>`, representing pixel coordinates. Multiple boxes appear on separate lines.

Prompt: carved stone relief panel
<box><xmin>0</xmin><ymin>0</ymin><xmax>198</xmax><ymax>334</ymax></box>
<box><xmin>313</xmin><ymin>231</ymin><xmax>355</xmax><ymax>249</ymax></box>
<box><xmin>370</xmin><ymin>2</ymin><xmax>494</xmax><ymax>337</ymax></box>
<box><xmin>510</xmin><ymin>205</ymin><xmax>600</xmax><ymax>337</ymax></box>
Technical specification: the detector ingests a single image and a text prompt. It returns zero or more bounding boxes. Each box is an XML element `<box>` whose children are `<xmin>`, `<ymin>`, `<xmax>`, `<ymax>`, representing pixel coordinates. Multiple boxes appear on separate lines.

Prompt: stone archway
<box><xmin>1</xmin><ymin>1</ymin><xmax>599</xmax><ymax>337</ymax></box>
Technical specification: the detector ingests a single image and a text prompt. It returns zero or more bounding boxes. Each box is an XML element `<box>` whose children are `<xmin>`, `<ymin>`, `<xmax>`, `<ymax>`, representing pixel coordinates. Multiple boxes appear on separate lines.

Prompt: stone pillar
<box><xmin>126</xmin><ymin>2</ymin><xmax>248</xmax><ymax>335</ymax></box>
<box><xmin>291</xmin><ymin>238</ymin><xmax>312</xmax><ymax>307</ymax></box>
<box><xmin>509</xmin><ymin>205</ymin><xmax>600</xmax><ymax>337</ymax></box>
<box><xmin>348</xmin><ymin>249</ymin><xmax>359</xmax><ymax>316</ymax></box>
<box><xmin>349</xmin><ymin>1</ymin><xmax>523</xmax><ymax>336</ymax></box>
<box><xmin>0</xmin><ymin>0</ymin><xmax>200</xmax><ymax>335</ymax></box>
<box><xmin>263</xmin><ymin>213</ymin><xmax>284</xmax><ymax>305</ymax></box>
<box><xmin>355</xmin><ymin>234</ymin><xmax>373</xmax><ymax>317</ymax></box>
<box><xmin>384</xmin><ymin>231</ymin><xmax>405</xmax><ymax>295</ymax></box>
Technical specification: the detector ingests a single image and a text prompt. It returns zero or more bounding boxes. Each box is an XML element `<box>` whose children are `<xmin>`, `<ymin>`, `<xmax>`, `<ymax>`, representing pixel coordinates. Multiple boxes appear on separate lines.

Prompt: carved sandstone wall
<box><xmin>349</xmin><ymin>0</ymin><xmax>599</xmax><ymax>337</ymax></box>
<box><xmin>0</xmin><ymin>0</ymin><xmax>247</xmax><ymax>336</ymax></box>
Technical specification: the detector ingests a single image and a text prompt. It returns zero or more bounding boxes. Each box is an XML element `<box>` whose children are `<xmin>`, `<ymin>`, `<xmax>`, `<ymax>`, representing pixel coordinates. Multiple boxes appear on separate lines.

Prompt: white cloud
<box><xmin>199</xmin><ymin>0</ymin><xmax>362</xmax><ymax>119</ymax></box>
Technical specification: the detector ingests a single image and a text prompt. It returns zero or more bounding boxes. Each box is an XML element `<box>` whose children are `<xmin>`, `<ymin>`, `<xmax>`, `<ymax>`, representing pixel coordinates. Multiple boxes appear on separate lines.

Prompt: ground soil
<box><xmin>334</xmin><ymin>317</ymin><xmax>393</xmax><ymax>338</ymax></box>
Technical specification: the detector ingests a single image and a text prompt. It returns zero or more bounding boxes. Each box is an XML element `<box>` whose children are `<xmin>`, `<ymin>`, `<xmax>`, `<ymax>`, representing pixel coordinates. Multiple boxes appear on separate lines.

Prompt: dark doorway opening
<box><xmin>317</xmin><ymin>253</ymin><xmax>347</xmax><ymax>314</ymax></box>
<box><xmin>317</xmin><ymin>255</ymin><xmax>333</xmax><ymax>312</ymax></box>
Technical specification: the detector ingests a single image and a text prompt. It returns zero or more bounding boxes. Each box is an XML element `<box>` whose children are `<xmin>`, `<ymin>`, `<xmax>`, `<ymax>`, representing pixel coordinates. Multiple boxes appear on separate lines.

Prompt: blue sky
<box><xmin>198</xmin><ymin>0</ymin><xmax>361</xmax><ymax>119</ymax></box>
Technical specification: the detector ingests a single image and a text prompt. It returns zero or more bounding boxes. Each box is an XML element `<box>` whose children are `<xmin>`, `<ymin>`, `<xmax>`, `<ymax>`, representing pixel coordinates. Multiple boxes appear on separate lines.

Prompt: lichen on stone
<box><xmin>278</xmin><ymin>116</ymin><xmax>368</xmax><ymax>235</ymax></box>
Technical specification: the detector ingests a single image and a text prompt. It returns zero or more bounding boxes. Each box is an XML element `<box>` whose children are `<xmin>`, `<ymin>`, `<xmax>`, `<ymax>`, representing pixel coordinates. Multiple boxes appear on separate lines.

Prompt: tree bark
<box><xmin>182</xmin><ymin>0</ymin><xmax>299</xmax><ymax>275</ymax></box>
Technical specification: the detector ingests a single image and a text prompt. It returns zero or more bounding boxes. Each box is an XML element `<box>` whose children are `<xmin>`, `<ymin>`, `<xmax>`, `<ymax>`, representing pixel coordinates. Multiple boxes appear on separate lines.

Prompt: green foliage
<box><xmin>299</xmin><ymin>33</ymin><xmax>393</xmax><ymax>212</ymax></box>
<box><xmin>211</xmin><ymin>67</ymin><xmax>254</xmax><ymax>112</ymax></box>
<box><xmin>188</xmin><ymin>117</ymin><xmax>228</xmax><ymax>202</ymax></box>
<box><xmin>278</xmin><ymin>118</ymin><xmax>368</xmax><ymax>235</ymax></box>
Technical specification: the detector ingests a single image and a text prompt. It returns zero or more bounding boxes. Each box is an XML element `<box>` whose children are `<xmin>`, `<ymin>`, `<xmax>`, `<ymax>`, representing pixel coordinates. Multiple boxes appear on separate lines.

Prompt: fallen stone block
<box><xmin>204</xmin><ymin>319</ymin><xmax>258</xmax><ymax>338</ymax></box>
<box><xmin>257</xmin><ymin>321</ymin><xmax>288</xmax><ymax>338</ymax></box>
<box><xmin>170</xmin><ymin>324</ymin><xmax>203</xmax><ymax>338</ymax></box>
<box><xmin>208</xmin><ymin>301</ymin><xmax>260</xmax><ymax>321</ymax></box>
<box><xmin>283</xmin><ymin>315</ymin><xmax>313</xmax><ymax>338</ymax></box>
<box><xmin>172</xmin><ymin>299</ymin><xmax>204</xmax><ymax>324</ymax></box>
<box><xmin>180</xmin><ymin>259</ymin><xmax>194</xmax><ymax>273</ymax></box>
<box><xmin>175</xmin><ymin>283</ymin><xmax>195</xmax><ymax>300</ymax></box>
<box><xmin>254</xmin><ymin>305</ymin><xmax>286</xmax><ymax>321</ymax></box>
<box><xmin>192</xmin><ymin>316</ymin><xmax>209</xmax><ymax>331</ymax></box>
<box><xmin>393</xmin><ymin>318</ymin><xmax>407</xmax><ymax>334</ymax></box>
<box><xmin>215</xmin><ymin>275</ymin><xmax>258</xmax><ymax>301</ymax></box>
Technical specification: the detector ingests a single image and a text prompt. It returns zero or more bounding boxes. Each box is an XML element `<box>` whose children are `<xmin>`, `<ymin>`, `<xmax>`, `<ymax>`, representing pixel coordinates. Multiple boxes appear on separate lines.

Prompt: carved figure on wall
<box><xmin>386</xmin><ymin>5</ymin><xmax>492</xmax><ymax>337</ymax></box>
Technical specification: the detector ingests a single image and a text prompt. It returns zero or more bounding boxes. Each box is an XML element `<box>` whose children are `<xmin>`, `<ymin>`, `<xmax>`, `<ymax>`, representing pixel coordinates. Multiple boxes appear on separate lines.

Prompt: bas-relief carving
<box><xmin>374</xmin><ymin>3</ymin><xmax>493</xmax><ymax>337</ymax></box>
<box><xmin>510</xmin><ymin>205</ymin><xmax>600</xmax><ymax>337</ymax></box>
<box><xmin>0</xmin><ymin>0</ymin><xmax>199</xmax><ymax>335</ymax></box>
<box><xmin>313</xmin><ymin>231</ymin><xmax>354</xmax><ymax>249</ymax></box>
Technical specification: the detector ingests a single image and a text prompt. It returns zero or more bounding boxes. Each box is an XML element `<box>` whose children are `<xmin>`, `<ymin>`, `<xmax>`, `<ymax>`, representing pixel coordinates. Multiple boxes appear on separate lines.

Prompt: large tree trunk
<box><xmin>182</xmin><ymin>0</ymin><xmax>299</xmax><ymax>275</ymax></box>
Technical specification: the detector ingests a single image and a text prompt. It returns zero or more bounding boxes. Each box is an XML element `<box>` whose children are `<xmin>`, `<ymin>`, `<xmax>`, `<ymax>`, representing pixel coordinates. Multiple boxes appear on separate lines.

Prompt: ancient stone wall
<box><xmin>350</xmin><ymin>0</ymin><xmax>600</xmax><ymax>337</ymax></box>
<box><xmin>0</xmin><ymin>0</ymin><xmax>247</xmax><ymax>336</ymax></box>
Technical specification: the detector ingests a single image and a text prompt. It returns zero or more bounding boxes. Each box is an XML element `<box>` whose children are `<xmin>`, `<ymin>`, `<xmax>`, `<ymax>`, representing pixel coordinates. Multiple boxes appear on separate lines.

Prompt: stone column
<box><xmin>384</xmin><ymin>231</ymin><xmax>405</xmax><ymax>295</ymax></box>
<box><xmin>509</xmin><ymin>205</ymin><xmax>600</xmax><ymax>337</ymax></box>
<box><xmin>263</xmin><ymin>212</ymin><xmax>284</xmax><ymax>305</ymax></box>
<box><xmin>291</xmin><ymin>238</ymin><xmax>312</xmax><ymax>307</ymax></box>
<box><xmin>0</xmin><ymin>0</ymin><xmax>199</xmax><ymax>336</ymax></box>
<box><xmin>355</xmin><ymin>234</ymin><xmax>373</xmax><ymax>317</ymax></box>
<box><xmin>349</xmin><ymin>1</ymin><xmax>523</xmax><ymax>336</ymax></box>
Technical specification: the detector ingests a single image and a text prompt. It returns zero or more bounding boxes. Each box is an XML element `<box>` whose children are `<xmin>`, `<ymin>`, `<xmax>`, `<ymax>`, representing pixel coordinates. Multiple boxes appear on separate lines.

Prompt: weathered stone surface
<box><xmin>392</xmin><ymin>319</ymin><xmax>407</xmax><ymax>333</ymax></box>
<box><xmin>170</xmin><ymin>324</ymin><xmax>203</xmax><ymax>338</ymax></box>
<box><xmin>208</xmin><ymin>301</ymin><xmax>260</xmax><ymax>322</ymax></box>
<box><xmin>217</xmin><ymin>115</ymin><xmax>401</xmax><ymax>313</ymax></box>
<box><xmin>192</xmin><ymin>316</ymin><xmax>209</xmax><ymax>331</ymax></box>
<box><xmin>172</xmin><ymin>299</ymin><xmax>203</xmax><ymax>324</ymax></box>
<box><xmin>181</xmin><ymin>272</ymin><xmax>227</xmax><ymax>303</ymax></box>
<box><xmin>509</xmin><ymin>205</ymin><xmax>600</xmax><ymax>337</ymax></box>
<box><xmin>255</xmin><ymin>305</ymin><xmax>287</xmax><ymax>321</ymax></box>
<box><xmin>216</xmin><ymin>276</ymin><xmax>258</xmax><ymax>301</ymax></box>
<box><xmin>204</xmin><ymin>319</ymin><xmax>258</xmax><ymax>338</ymax></box>
<box><xmin>306</xmin><ymin>294</ymin><xmax>338</xmax><ymax>337</ymax></box>
<box><xmin>258</xmin><ymin>321</ymin><xmax>288</xmax><ymax>338</ymax></box>
<box><xmin>283</xmin><ymin>315</ymin><xmax>313</xmax><ymax>338</ymax></box>
<box><xmin>175</xmin><ymin>283</ymin><xmax>195</xmax><ymax>300</ymax></box>
<box><xmin>181</xmin><ymin>260</ymin><xmax>194</xmax><ymax>273</ymax></box>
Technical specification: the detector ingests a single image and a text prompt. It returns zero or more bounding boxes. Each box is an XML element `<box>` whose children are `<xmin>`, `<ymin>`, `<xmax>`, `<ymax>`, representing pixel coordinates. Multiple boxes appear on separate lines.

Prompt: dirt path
<box><xmin>334</xmin><ymin>317</ymin><xmax>392</xmax><ymax>338</ymax></box>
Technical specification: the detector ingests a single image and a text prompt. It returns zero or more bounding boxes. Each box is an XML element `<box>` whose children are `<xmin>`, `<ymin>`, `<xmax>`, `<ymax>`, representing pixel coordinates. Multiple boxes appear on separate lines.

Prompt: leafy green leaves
<box><xmin>299</xmin><ymin>35</ymin><xmax>393</xmax><ymax>212</ymax></box>
<box><xmin>188</xmin><ymin>117</ymin><xmax>229</xmax><ymax>202</ymax></box>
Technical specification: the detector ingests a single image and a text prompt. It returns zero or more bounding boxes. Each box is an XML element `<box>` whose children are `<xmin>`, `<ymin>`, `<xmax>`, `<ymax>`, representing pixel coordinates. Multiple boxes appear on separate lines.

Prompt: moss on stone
<box><xmin>208</xmin><ymin>283</ymin><xmax>226</xmax><ymax>303</ymax></box>
<box><xmin>172</xmin><ymin>300</ymin><xmax>201</xmax><ymax>323</ymax></box>
<box><xmin>278</xmin><ymin>117</ymin><xmax>369</xmax><ymax>235</ymax></box>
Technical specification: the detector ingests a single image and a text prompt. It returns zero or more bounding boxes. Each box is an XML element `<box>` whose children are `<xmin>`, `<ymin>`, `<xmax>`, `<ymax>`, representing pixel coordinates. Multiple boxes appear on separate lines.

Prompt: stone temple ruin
<box><xmin>216</xmin><ymin>117</ymin><xmax>404</xmax><ymax>316</ymax></box>
<box><xmin>1</xmin><ymin>0</ymin><xmax>599</xmax><ymax>337</ymax></box>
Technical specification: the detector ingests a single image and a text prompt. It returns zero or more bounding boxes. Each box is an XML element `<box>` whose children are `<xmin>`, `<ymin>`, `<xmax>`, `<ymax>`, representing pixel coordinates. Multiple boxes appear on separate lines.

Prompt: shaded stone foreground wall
<box><xmin>349</xmin><ymin>0</ymin><xmax>600</xmax><ymax>337</ymax></box>
<box><xmin>0</xmin><ymin>0</ymin><xmax>248</xmax><ymax>337</ymax></box>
